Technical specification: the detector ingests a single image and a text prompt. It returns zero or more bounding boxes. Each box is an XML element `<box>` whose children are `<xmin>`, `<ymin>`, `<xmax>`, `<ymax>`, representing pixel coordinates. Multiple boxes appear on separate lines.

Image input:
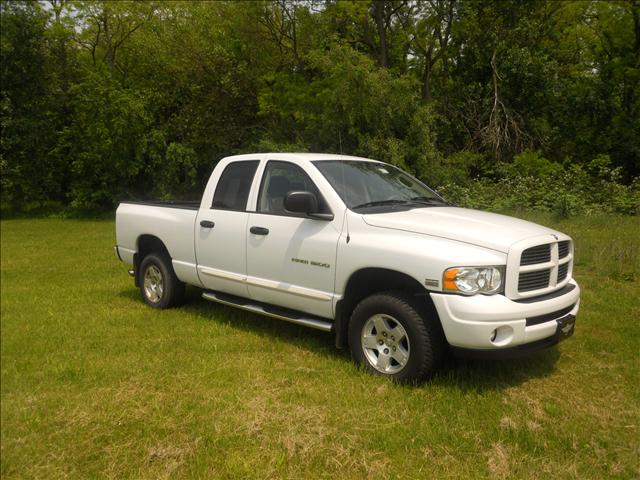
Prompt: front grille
<box><xmin>558</xmin><ymin>263</ymin><xmax>569</xmax><ymax>282</ymax></box>
<box><xmin>515</xmin><ymin>240</ymin><xmax>573</xmax><ymax>295</ymax></box>
<box><xmin>519</xmin><ymin>270</ymin><xmax>551</xmax><ymax>292</ymax></box>
<box><xmin>558</xmin><ymin>241</ymin><xmax>570</xmax><ymax>259</ymax></box>
<box><xmin>521</xmin><ymin>244</ymin><xmax>551</xmax><ymax>265</ymax></box>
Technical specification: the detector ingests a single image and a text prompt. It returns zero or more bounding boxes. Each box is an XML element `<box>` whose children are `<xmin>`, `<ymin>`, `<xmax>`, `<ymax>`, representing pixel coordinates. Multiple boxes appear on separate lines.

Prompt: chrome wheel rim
<box><xmin>143</xmin><ymin>265</ymin><xmax>164</xmax><ymax>303</ymax></box>
<box><xmin>361</xmin><ymin>314</ymin><xmax>410</xmax><ymax>374</ymax></box>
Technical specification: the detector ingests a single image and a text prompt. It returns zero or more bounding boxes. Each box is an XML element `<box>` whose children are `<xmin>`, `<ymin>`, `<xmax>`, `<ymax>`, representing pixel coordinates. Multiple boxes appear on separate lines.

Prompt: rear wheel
<box><xmin>138</xmin><ymin>253</ymin><xmax>185</xmax><ymax>308</ymax></box>
<box><xmin>348</xmin><ymin>291</ymin><xmax>444</xmax><ymax>383</ymax></box>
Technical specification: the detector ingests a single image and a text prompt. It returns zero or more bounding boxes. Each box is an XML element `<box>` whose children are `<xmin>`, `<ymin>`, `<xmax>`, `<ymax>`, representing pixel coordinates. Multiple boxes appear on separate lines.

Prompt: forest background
<box><xmin>1</xmin><ymin>0</ymin><xmax>639</xmax><ymax>217</ymax></box>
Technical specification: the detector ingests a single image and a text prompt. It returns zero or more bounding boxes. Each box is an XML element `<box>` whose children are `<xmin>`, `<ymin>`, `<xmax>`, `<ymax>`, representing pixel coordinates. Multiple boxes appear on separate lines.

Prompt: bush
<box><xmin>438</xmin><ymin>154</ymin><xmax>639</xmax><ymax>217</ymax></box>
<box><xmin>509</xmin><ymin>150</ymin><xmax>563</xmax><ymax>177</ymax></box>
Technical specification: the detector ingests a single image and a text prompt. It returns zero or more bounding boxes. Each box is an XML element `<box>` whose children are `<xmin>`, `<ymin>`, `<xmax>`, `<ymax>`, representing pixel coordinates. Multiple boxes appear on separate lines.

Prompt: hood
<box><xmin>362</xmin><ymin>207</ymin><xmax>558</xmax><ymax>253</ymax></box>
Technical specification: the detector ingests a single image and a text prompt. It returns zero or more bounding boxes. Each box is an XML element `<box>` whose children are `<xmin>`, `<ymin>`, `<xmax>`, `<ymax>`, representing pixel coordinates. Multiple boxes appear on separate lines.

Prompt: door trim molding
<box><xmin>245</xmin><ymin>276</ymin><xmax>333</xmax><ymax>302</ymax></box>
<box><xmin>198</xmin><ymin>266</ymin><xmax>247</xmax><ymax>283</ymax></box>
<box><xmin>198</xmin><ymin>267</ymin><xmax>333</xmax><ymax>302</ymax></box>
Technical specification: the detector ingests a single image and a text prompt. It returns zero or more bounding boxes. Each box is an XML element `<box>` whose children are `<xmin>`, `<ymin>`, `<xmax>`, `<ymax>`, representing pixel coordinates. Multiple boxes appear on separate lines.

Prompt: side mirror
<box><xmin>284</xmin><ymin>191</ymin><xmax>334</xmax><ymax>220</ymax></box>
<box><xmin>284</xmin><ymin>191</ymin><xmax>318</xmax><ymax>214</ymax></box>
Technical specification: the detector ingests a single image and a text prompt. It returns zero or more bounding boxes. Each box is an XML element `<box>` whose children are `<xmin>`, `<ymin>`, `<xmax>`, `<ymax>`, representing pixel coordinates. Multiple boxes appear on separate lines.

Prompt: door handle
<box><xmin>200</xmin><ymin>220</ymin><xmax>215</xmax><ymax>228</ymax></box>
<box><xmin>250</xmin><ymin>226</ymin><xmax>269</xmax><ymax>235</ymax></box>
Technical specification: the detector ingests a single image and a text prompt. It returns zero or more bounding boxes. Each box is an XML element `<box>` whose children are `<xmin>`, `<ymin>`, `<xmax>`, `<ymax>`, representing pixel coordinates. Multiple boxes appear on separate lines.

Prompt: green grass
<box><xmin>1</xmin><ymin>215</ymin><xmax>639</xmax><ymax>479</ymax></box>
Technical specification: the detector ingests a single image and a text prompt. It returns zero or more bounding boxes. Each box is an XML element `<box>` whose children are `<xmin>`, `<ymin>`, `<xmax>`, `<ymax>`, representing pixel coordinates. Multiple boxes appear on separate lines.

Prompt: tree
<box><xmin>1</xmin><ymin>1</ymin><xmax>55</xmax><ymax>207</ymax></box>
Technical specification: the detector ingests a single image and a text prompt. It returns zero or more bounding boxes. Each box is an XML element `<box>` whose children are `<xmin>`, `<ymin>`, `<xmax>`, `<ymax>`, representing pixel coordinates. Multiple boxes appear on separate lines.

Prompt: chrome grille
<box><xmin>558</xmin><ymin>263</ymin><xmax>569</xmax><ymax>282</ymax></box>
<box><xmin>521</xmin><ymin>244</ymin><xmax>551</xmax><ymax>265</ymax></box>
<box><xmin>558</xmin><ymin>241</ymin><xmax>570</xmax><ymax>259</ymax></box>
<box><xmin>519</xmin><ymin>270</ymin><xmax>551</xmax><ymax>292</ymax></box>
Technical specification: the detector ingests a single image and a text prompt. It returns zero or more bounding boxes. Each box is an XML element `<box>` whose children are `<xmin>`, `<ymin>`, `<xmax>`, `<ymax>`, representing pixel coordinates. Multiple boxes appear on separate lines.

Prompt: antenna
<box><xmin>338</xmin><ymin>129</ymin><xmax>343</xmax><ymax>155</ymax></box>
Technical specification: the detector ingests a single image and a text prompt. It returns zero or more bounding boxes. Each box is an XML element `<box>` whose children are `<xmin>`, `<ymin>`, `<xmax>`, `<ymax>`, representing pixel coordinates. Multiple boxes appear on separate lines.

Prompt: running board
<box><xmin>201</xmin><ymin>291</ymin><xmax>333</xmax><ymax>332</ymax></box>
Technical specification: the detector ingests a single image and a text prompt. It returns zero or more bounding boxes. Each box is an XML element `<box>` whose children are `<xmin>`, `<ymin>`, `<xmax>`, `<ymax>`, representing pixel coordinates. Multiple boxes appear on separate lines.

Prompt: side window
<box><xmin>212</xmin><ymin>161</ymin><xmax>259</xmax><ymax>211</ymax></box>
<box><xmin>258</xmin><ymin>161</ymin><xmax>328</xmax><ymax>215</ymax></box>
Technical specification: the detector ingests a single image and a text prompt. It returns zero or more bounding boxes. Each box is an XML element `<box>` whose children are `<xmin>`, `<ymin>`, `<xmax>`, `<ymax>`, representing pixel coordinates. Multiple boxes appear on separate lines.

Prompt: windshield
<box><xmin>313</xmin><ymin>160</ymin><xmax>447</xmax><ymax>212</ymax></box>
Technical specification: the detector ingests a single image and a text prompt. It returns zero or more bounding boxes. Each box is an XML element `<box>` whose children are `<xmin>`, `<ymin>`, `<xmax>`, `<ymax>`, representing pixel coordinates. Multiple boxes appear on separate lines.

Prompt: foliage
<box><xmin>0</xmin><ymin>0</ymin><xmax>638</xmax><ymax>212</ymax></box>
<box><xmin>441</xmin><ymin>153</ymin><xmax>640</xmax><ymax>217</ymax></box>
<box><xmin>258</xmin><ymin>45</ymin><xmax>438</xmax><ymax>175</ymax></box>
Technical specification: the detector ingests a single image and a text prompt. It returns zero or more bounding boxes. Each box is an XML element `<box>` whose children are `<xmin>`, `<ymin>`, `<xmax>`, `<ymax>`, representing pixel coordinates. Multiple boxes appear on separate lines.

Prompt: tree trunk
<box><xmin>421</xmin><ymin>49</ymin><xmax>433</xmax><ymax>100</ymax></box>
<box><xmin>373</xmin><ymin>0</ymin><xmax>388</xmax><ymax>68</ymax></box>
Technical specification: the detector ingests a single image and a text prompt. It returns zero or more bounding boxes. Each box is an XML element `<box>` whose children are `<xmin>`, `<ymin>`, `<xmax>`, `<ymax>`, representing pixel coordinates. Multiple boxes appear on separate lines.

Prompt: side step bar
<box><xmin>201</xmin><ymin>291</ymin><xmax>334</xmax><ymax>332</ymax></box>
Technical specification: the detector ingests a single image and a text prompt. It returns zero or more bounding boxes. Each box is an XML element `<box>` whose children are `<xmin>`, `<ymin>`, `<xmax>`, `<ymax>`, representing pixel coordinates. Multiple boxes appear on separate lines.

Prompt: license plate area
<box><xmin>556</xmin><ymin>314</ymin><xmax>576</xmax><ymax>340</ymax></box>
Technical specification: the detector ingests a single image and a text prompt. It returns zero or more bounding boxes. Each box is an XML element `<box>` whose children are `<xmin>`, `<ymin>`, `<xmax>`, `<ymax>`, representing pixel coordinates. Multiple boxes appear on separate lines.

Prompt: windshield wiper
<box><xmin>352</xmin><ymin>197</ymin><xmax>448</xmax><ymax>210</ymax></box>
<box><xmin>352</xmin><ymin>199</ymin><xmax>412</xmax><ymax>209</ymax></box>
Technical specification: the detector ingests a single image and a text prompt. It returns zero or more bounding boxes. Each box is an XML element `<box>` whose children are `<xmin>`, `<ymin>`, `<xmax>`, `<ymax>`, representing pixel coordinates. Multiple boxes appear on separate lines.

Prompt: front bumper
<box><xmin>430</xmin><ymin>280</ymin><xmax>580</xmax><ymax>351</ymax></box>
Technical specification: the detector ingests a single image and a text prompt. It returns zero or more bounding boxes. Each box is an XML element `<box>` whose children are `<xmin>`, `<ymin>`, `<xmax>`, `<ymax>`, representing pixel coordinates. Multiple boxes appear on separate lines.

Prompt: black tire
<box><xmin>138</xmin><ymin>253</ymin><xmax>185</xmax><ymax>309</ymax></box>
<box><xmin>348</xmin><ymin>291</ymin><xmax>444</xmax><ymax>383</ymax></box>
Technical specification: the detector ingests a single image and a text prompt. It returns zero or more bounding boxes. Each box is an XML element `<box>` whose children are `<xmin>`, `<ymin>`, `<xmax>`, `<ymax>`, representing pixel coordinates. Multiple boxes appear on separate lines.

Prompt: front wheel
<box><xmin>138</xmin><ymin>253</ymin><xmax>185</xmax><ymax>309</ymax></box>
<box><xmin>348</xmin><ymin>291</ymin><xmax>444</xmax><ymax>383</ymax></box>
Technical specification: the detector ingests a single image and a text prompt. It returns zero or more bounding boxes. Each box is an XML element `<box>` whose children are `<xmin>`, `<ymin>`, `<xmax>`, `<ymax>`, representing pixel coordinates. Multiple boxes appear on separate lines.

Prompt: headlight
<box><xmin>443</xmin><ymin>266</ymin><xmax>504</xmax><ymax>295</ymax></box>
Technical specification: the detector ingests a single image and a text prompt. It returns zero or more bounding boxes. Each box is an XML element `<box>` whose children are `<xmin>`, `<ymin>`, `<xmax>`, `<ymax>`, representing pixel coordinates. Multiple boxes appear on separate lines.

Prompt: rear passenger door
<box><xmin>195</xmin><ymin>160</ymin><xmax>259</xmax><ymax>297</ymax></box>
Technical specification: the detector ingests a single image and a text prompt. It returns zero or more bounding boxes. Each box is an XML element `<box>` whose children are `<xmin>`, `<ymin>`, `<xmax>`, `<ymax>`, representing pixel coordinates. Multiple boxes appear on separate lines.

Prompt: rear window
<box><xmin>211</xmin><ymin>161</ymin><xmax>259</xmax><ymax>211</ymax></box>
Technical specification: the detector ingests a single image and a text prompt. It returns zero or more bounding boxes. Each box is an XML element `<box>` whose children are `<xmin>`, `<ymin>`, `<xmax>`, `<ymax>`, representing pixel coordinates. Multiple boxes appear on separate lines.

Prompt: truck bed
<box><xmin>116</xmin><ymin>201</ymin><xmax>201</xmax><ymax>287</ymax></box>
<box><xmin>119</xmin><ymin>200</ymin><xmax>200</xmax><ymax>210</ymax></box>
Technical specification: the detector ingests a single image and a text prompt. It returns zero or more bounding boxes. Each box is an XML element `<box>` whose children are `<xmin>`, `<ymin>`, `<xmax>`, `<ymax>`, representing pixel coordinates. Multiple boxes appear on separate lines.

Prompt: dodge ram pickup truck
<box><xmin>115</xmin><ymin>153</ymin><xmax>580</xmax><ymax>382</ymax></box>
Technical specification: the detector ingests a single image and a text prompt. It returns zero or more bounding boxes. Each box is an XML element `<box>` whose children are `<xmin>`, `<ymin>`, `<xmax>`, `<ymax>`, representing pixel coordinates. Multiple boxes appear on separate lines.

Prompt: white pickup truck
<box><xmin>115</xmin><ymin>153</ymin><xmax>579</xmax><ymax>382</ymax></box>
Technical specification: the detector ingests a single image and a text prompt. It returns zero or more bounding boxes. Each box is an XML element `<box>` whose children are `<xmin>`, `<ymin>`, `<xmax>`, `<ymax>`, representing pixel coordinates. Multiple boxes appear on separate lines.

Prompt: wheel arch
<box><xmin>134</xmin><ymin>234</ymin><xmax>171</xmax><ymax>286</ymax></box>
<box><xmin>334</xmin><ymin>267</ymin><xmax>440</xmax><ymax>349</ymax></box>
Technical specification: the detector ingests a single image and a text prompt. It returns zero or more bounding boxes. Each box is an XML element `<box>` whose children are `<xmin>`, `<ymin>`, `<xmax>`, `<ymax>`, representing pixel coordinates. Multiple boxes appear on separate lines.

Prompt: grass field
<box><xmin>1</xmin><ymin>215</ymin><xmax>639</xmax><ymax>479</ymax></box>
